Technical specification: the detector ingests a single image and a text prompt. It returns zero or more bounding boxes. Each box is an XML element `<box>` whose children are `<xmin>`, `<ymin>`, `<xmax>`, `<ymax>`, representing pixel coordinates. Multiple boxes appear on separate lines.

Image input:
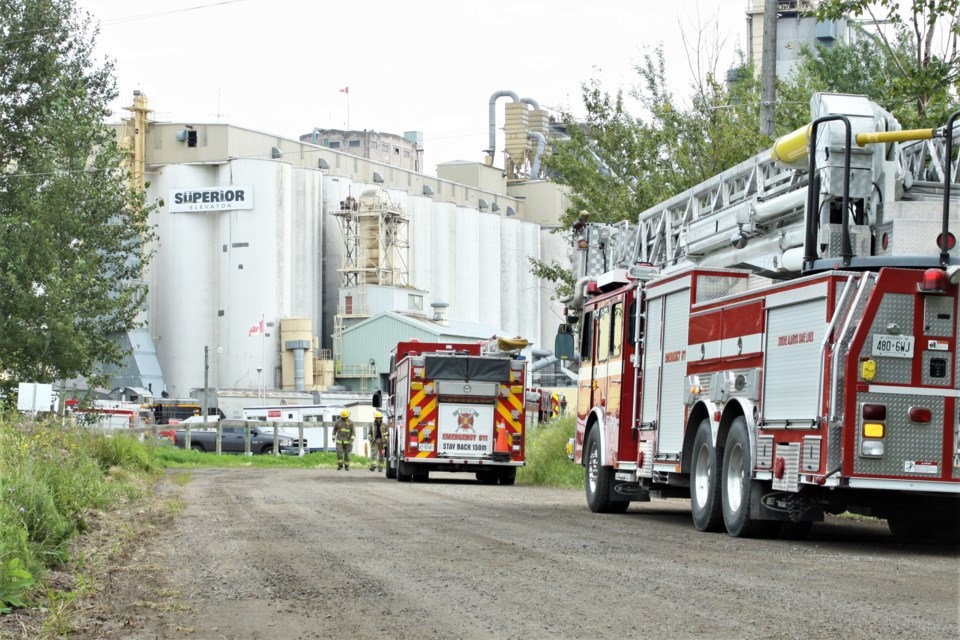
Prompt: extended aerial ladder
<box><xmin>573</xmin><ymin>94</ymin><xmax>959</xmax><ymax>284</ymax></box>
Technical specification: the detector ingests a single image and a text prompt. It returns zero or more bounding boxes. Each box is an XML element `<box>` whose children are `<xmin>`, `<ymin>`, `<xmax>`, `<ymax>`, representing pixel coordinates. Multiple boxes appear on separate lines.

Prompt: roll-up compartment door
<box><xmin>762</xmin><ymin>298</ymin><xmax>827</xmax><ymax>423</ymax></box>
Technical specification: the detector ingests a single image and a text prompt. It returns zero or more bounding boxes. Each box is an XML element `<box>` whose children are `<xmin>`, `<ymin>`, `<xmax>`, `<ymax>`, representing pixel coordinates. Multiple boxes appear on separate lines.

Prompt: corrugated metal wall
<box><xmin>341</xmin><ymin>316</ymin><xmax>436</xmax><ymax>377</ymax></box>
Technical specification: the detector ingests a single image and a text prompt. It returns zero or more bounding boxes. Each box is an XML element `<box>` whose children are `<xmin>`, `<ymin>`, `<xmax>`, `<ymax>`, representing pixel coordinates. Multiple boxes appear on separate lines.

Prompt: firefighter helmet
<box><xmin>374</xmin><ymin>411</ymin><xmax>383</xmax><ymax>419</ymax></box>
<box><xmin>340</xmin><ymin>409</ymin><xmax>350</xmax><ymax>418</ymax></box>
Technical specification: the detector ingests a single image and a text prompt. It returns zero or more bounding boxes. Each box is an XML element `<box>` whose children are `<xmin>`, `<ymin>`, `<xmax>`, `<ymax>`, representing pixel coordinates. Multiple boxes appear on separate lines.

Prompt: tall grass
<box><xmin>0</xmin><ymin>417</ymin><xmax>160</xmax><ymax>612</ymax></box>
<box><xmin>517</xmin><ymin>416</ymin><xmax>584</xmax><ymax>489</ymax></box>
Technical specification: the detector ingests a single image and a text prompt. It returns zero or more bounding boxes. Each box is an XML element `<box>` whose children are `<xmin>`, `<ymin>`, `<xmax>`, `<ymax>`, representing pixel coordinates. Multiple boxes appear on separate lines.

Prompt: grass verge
<box><xmin>517</xmin><ymin>416</ymin><xmax>584</xmax><ymax>489</ymax></box>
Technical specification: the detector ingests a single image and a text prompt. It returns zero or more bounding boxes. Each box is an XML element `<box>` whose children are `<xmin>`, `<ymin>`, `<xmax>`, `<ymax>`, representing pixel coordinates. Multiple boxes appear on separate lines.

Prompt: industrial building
<box><xmin>302</xmin><ymin>128</ymin><xmax>424</xmax><ymax>173</ymax></box>
<box><xmin>111</xmin><ymin>91</ymin><xmax>572</xmax><ymax>401</ymax></box>
<box><xmin>745</xmin><ymin>0</ymin><xmax>851</xmax><ymax>78</ymax></box>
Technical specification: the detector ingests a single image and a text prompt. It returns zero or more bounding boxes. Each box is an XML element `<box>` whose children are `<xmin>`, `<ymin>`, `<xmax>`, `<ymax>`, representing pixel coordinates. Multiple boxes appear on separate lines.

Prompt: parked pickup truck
<box><xmin>172</xmin><ymin>422</ymin><xmax>295</xmax><ymax>454</ymax></box>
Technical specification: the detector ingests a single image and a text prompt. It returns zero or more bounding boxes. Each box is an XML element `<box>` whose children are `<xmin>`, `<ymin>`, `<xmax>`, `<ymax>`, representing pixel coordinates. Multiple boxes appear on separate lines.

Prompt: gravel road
<box><xmin>75</xmin><ymin>468</ymin><xmax>959</xmax><ymax>640</ymax></box>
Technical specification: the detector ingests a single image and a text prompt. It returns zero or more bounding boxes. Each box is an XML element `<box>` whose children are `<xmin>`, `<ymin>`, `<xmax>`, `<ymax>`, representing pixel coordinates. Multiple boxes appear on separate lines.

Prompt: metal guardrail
<box><xmin>105</xmin><ymin>420</ymin><xmax>374</xmax><ymax>457</ymax></box>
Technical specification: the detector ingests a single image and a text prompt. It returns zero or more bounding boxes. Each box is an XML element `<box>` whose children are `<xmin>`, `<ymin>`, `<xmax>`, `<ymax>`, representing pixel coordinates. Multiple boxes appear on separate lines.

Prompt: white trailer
<box><xmin>242</xmin><ymin>404</ymin><xmax>356</xmax><ymax>453</ymax></box>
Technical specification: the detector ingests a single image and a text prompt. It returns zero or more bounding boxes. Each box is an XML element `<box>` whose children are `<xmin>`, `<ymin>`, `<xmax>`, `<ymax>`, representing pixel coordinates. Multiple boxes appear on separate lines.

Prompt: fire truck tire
<box><xmin>888</xmin><ymin>518</ymin><xmax>959</xmax><ymax>544</ymax></box>
<box><xmin>476</xmin><ymin>471</ymin><xmax>498</xmax><ymax>484</ymax></box>
<box><xmin>722</xmin><ymin>417</ymin><xmax>775</xmax><ymax>538</ymax></box>
<box><xmin>584</xmin><ymin>428</ymin><xmax>628</xmax><ymax>514</ymax></box>
<box><xmin>933</xmin><ymin>521</ymin><xmax>960</xmax><ymax>545</ymax></box>
<box><xmin>397</xmin><ymin>461</ymin><xmax>414</xmax><ymax>482</ymax></box>
<box><xmin>385</xmin><ymin>446</ymin><xmax>397</xmax><ymax>479</ymax></box>
<box><xmin>498</xmin><ymin>467</ymin><xmax>517</xmax><ymax>485</ymax></box>
<box><xmin>690</xmin><ymin>419</ymin><xmax>723</xmax><ymax>532</ymax></box>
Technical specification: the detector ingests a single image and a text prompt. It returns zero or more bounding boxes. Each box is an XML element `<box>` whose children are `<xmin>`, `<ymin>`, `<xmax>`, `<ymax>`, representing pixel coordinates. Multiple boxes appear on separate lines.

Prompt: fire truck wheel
<box><xmin>887</xmin><ymin>518</ymin><xmax>959</xmax><ymax>544</ymax></box>
<box><xmin>584</xmin><ymin>428</ymin><xmax>628</xmax><ymax>514</ymax></box>
<box><xmin>933</xmin><ymin>521</ymin><xmax>960</xmax><ymax>545</ymax></box>
<box><xmin>498</xmin><ymin>467</ymin><xmax>516</xmax><ymax>485</ymax></box>
<box><xmin>722</xmin><ymin>417</ymin><xmax>775</xmax><ymax>538</ymax></box>
<box><xmin>385</xmin><ymin>444</ymin><xmax>397</xmax><ymax>479</ymax></box>
<box><xmin>397</xmin><ymin>461</ymin><xmax>413</xmax><ymax>482</ymax></box>
<box><xmin>690</xmin><ymin>419</ymin><xmax>723</xmax><ymax>532</ymax></box>
<box><xmin>476</xmin><ymin>471</ymin><xmax>498</xmax><ymax>484</ymax></box>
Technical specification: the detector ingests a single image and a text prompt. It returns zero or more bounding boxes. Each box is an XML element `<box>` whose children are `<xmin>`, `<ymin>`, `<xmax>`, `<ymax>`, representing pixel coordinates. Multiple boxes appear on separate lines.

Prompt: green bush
<box><xmin>82</xmin><ymin>431</ymin><xmax>158</xmax><ymax>474</ymax></box>
<box><xmin>518</xmin><ymin>416</ymin><xmax>584</xmax><ymax>489</ymax></box>
<box><xmin>0</xmin><ymin>419</ymin><xmax>159</xmax><ymax>612</ymax></box>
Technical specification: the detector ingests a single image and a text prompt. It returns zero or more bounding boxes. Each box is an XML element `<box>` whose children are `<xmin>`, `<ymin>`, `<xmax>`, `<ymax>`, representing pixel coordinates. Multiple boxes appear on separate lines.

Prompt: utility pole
<box><xmin>760</xmin><ymin>0</ymin><xmax>778</xmax><ymax>137</ymax></box>
<box><xmin>202</xmin><ymin>345</ymin><xmax>209</xmax><ymax>424</ymax></box>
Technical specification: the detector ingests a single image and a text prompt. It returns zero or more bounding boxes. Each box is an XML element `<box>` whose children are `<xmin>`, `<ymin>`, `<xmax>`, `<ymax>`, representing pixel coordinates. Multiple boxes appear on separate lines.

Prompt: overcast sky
<box><xmin>77</xmin><ymin>0</ymin><xmax>751</xmax><ymax>176</ymax></box>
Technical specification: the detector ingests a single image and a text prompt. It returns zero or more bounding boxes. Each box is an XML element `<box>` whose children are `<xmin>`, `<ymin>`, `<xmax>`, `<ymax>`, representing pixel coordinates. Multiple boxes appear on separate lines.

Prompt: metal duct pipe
<box><xmin>311</xmin><ymin>128</ymin><xmax>321</xmax><ymax>145</ymax></box>
<box><xmin>520</xmin><ymin>97</ymin><xmax>541</xmax><ymax>110</ymax></box>
<box><xmin>531</xmin><ymin>355</ymin><xmax>558</xmax><ymax>372</ymax></box>
<box><xmin>285</xmin><ymin>339</ymin><xmax>311</xmax><ymax>391</ymax></box>
<box><xmin>488</xmin><ymin>90</ymin><xmax>519</xmax><ymax>161</ymax></box>
<box><xmin>294</xmin><ymin>350</ymin><xmax>305</xmax><ymax>391</ymax></box>
<box><xmin>528</xmin><ymin>131</ymin><xmax>546</xmax><ymax>178</ymax></box>
<box><xmin>569</xmin><ymin>276</ymin><xmax>596</xmax><ymax>313</ymax></box>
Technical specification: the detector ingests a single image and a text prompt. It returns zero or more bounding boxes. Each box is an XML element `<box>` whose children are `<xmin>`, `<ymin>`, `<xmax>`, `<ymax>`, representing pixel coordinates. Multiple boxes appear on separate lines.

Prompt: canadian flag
<box><xmin>248</xmin><ymin>319</ymin><xmax>264</xmax><ymax>337</ymax></box>
<box><xmin>339</xmin><ymin>86</ymin><xmax>349</xmax><ymax>94</ymax></box>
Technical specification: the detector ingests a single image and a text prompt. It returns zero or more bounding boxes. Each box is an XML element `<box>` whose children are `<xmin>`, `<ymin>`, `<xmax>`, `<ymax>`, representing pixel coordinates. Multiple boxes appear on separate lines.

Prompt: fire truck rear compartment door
<box><xmin>437</xmin><ymin>402</ymin><xmax>495</xmax><ymax>457</ymax></box>
<box><xmin>762</xmin><ymin>297</ymin><xmax>827</xmax><ymax>423</ymax></box>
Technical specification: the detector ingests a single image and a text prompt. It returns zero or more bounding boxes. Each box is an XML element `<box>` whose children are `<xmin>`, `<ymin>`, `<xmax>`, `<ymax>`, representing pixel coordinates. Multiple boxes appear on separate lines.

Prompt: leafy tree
<box><xmin>812</xmin><ymin>0</ymin><xmax>959</xmax><ymax>126</ymax></box>
<box><xmin>532</xmin><ymin>47</ymin><xmax>808</xmax><ymax>296</ymax></box>
<box><xmin>0</xmin><ymin>0</ymin><xmax>155</xmax><ymax>394</ymax></box>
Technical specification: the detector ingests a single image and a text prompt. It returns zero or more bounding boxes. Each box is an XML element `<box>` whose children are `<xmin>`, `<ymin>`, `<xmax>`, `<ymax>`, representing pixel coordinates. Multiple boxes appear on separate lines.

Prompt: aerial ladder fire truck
<box><xmin>376</xmin><ymin>337</ymin><xmax>529</xmax><ymax>484</ymax></box>
<box><xmin>556</xmin><ymin>93</ymin><xmax>960</xmax><ymax>540</ymax></box>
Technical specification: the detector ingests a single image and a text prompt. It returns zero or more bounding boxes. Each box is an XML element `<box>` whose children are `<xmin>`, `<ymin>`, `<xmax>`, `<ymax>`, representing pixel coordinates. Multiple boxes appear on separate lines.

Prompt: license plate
<box><xmin>872</xmin><ymin>334</ymin><xmax>914</xmax><ymax>358</ymax></box>
<box><xmin>417</xmin><ymin>443</ymin><xmax>434</xmax><ymax>452</ymax></box>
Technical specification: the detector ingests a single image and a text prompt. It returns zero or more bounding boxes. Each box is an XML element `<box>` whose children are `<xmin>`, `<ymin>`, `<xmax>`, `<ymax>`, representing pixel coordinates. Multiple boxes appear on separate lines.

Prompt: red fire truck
<box><xmin>376</xmin><ymin>337</ymin><xmax>528</xmax><ymax>484</ymax></box>
<box><xmin>557</xmin><ymin>94</ymin><xmax>960</xmax><ymax>540</ymax></box>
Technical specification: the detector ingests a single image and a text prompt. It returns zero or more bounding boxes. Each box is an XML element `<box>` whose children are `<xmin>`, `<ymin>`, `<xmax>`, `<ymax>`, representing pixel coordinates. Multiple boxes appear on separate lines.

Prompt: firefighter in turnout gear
<box><xmin>334</xmin><ymin>409</ymin><xmax>355</xmax><ymax>470</ymax></box>
<box><xmin>368</xmin><ymin>412</ymin><xmax>387</xmax><ymax>471</ymax></box>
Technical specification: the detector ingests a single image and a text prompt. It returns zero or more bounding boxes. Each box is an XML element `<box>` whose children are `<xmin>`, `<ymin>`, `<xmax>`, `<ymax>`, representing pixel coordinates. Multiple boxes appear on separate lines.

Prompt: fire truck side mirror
<box><xmin>555</xmin><ymin>329</ymin><xmax>575</xmax><ymax>361</ymax></box>
<box><xmin>372</xmin><ymin>390</ymin><xmax>382</xmax><ymax>408</ymax></box>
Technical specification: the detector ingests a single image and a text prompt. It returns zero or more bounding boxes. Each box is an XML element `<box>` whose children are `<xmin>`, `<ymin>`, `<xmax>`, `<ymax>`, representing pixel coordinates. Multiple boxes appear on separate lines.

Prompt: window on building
<box><xmin>394</xmin><ymin>147</ymin><xmax>400</xmax><ymax>155</ymax></box>
<box><xmin>403</xmin><ymin>150</ymin><xmax>411</xmax><ymax>158</ymax></box>
<box><xmin>381</xmin><ymin>143</ymin><xmax>389</xmax><ymax>151</ymax></box>
<box><xmin>328</xmin><ymin>141</ymin><xmax>341</xmax><ymax>149</ymax></box>
<box><xmin>187</xmin><ymin>130</ymin><xmax>198</xmax><ymax>148</ymax></box>
<box><xmin>408</xmin><ymin>294</ymin><xmax>423</xmax><ymax>311</ymax></box>
<box><xmin>348</xmin><ymin>140</ymin><xmax>361</xmax><ymax>148</ymax></box>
